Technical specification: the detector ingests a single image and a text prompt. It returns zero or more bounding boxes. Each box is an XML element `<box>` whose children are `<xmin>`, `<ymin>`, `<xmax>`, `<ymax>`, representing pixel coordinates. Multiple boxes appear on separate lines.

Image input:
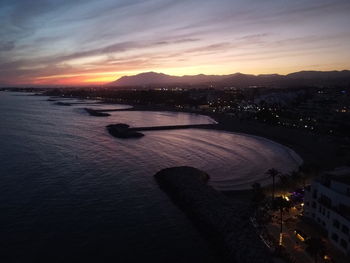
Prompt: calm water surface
<box><xmin>0</xmin><ymin>92</ymin><xmax>301</xmax><ymax>262</ymax></box>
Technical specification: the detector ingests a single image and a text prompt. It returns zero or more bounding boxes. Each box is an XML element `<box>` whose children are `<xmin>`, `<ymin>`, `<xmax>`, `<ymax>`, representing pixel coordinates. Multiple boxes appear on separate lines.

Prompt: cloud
<box><xmin>0</xmin><ymin>0</ymin><xmax>350</xmax><ymax>85</ymax></box>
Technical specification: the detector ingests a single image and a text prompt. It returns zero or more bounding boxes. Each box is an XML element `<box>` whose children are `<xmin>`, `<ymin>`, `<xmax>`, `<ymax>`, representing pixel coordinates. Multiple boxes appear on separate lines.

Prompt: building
<box><xmin>304</xmin><ymin>167</ymin><xmax>350</xmax><ymax>255</ymax></box>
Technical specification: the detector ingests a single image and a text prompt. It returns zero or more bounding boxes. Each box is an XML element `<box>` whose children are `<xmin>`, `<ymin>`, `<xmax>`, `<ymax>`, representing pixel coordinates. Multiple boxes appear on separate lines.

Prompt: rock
<box><xmin>154</xmin><ymin>166</ymin><xmax>273</xmax><ymax>263</ymax></box>
<box><xmin>106</xmin><ymin>123</ymin><xmax>144</xmax><ymax>139</ymax></box>
<box><xmin>84</xmin><ymin>108</ymin><xmax>111</xmax><ymax>117</ymax></box>
<box><xmin>54</xmin><ymin>101</ymin><xmax>71</xmax><ymax>106</ymax></box>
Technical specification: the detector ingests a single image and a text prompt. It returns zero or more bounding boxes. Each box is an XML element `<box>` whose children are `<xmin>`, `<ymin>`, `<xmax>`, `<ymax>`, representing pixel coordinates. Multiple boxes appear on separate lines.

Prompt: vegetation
<box><xmin>265</xmin><ymin>168</ymin><xmax>280</xmax><ymax>201</ymax></box>
<box><xmin>273</xmin><ymin>196</ymin><xmax>291</xmax><ymax>244</ymax></box>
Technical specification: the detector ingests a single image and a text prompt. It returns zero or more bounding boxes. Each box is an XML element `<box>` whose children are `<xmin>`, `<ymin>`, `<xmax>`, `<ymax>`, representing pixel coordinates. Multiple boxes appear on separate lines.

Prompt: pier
<box><xmin>84</xmin><ymin>108</ymin><xmax>111</xmax><ymax>116</ymax></box>
<box><xmin>84</xmin><ymin>108</ymin><xmax>134</xmax><ymax>116</ymax></box>
<box><xmin>129</xmin><ymin>123</ymin><xmax>217</xmax><ymax>131</ymax></box>
<box><xmin>92</xmin><ymin>108</ymin><xmax>134</xmax><ymax>112</ymax></box>
<box><xmin>155</xmin><ymin>166</ymin><xmax>273</xmax><ymax>263</ymax></box>
<box><xmin>107</xmin><ymin>123</ymin><xmax>217</xmax><ymax>139</ymax></box>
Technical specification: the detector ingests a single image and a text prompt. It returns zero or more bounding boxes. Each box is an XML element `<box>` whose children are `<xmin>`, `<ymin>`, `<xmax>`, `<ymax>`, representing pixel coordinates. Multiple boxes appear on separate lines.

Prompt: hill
<box><xmin>109</xmin><ymin>70</ymin><xmax>350</xmax><ymax>88</ymax></box>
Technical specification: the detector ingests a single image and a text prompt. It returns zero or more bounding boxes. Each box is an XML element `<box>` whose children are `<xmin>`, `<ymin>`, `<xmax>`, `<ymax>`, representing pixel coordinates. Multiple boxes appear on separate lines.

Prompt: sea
<box><xmin>0</xmin><ymin>91</ymin><xmax>302</xmax><ymax>262</ymax></box>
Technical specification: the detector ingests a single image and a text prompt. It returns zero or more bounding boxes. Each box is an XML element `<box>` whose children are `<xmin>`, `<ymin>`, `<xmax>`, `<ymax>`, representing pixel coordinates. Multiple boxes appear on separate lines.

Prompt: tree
<box><xmin>273</xmin><ymin>196</ymin><xmax>291</xmax><ymax>246</ymax></box>
<box><xmin>279</xmin><ymin>173</ymin><xmax>291</xmax><ymax>191</ymax></box>
<box><xmin>305</xmin><ymin>237</ymin><xmax>326</xmax><ymax>263</ymax></box>
<box><xmin>265</xmin><ymin>168</ymin><xmax>280</xmax><ymax>202</ymax></box>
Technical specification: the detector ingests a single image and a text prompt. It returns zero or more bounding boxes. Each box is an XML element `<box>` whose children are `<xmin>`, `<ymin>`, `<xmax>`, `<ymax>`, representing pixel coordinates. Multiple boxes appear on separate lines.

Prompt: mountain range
<box><xmin>109</xmin><ymin>70</ymin><xmax>350</xmax><ymax>88</ymax></box>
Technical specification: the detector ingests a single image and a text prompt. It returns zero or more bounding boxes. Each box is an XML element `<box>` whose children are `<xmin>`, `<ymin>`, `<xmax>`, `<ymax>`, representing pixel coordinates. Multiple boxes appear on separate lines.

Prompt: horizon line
<box><xmin>1</xmin><ymin>68</ymin><xmax>349</xmax><ymax>88</ymax></box>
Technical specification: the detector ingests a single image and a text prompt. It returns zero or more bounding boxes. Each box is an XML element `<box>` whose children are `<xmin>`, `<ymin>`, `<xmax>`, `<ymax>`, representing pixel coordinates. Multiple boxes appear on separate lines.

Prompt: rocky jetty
<box><xmin>129</xmin><ymin>123</ymin><xmax>217</xmax><ymax>131</ymax></box>
<box><xmin>54</xmin><ymin>101</ymin><xmax>71</xmax><ymax>106</ymax></box>
<box><xmin>154</xmin><ymin>166</ymin><xmax>273</xmax><ymax>263</ymax></box>
<box><xmin>84</xmin><ymin>108</ymin><xmax>111</xmax><ymax>117</ymax></box>
<box><xmin>106</xmin><ymin>123</ymin><xmax>144</xmax><ymax>139</ymax></box>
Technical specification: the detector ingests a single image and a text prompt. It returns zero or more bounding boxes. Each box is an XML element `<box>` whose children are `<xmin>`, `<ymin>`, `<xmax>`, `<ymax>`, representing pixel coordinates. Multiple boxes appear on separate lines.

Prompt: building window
<box><xmin>305</xmin><ymin>201</ymin><xmax>310</xmax><ymax>207</ymax></box>
<box><xmin>342</xmin><ymin>225</ymin><xmax>349</xmax><ymax>235</ymax></box>
<box><xmin>312</xmin><ymin>201</ymin><xmax>316</xmax><ymax>208</ymax></box>
<box><xmin>340</xmin><ymin>239</ymin><xmax>348</xmax><ymax>249</ymax></box>
<box><xmin>333</xmin><ymin>219</ymin><xmax>340</xmax><ymax>229</ymax></box>
<box><xmin>320</xmin><ymin>194</ymin><xmax>332</xmax><ymax>207</ymax></box>
<box><xmin>331</xmin><ymin>233</ymin><xmax>338</xmax><ymax>242</ymax></box>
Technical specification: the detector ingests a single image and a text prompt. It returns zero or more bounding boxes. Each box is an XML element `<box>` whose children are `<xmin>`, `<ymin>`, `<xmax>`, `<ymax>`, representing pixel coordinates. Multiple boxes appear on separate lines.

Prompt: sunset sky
<box><xmin>1</xmin><ymin>0</ymin><xmax>350</xmax><ymax>86</ymax></box>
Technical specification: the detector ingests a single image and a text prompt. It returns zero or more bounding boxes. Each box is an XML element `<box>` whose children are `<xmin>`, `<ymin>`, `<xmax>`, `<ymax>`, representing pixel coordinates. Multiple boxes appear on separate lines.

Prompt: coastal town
<box><xmin>3</xmin><ymin>82</ymin><xmax>350</xmax><ymax>262</ymax></box>
<box><xmin>47</xmin><ymin>85</ymin><xmax>350</xmax><ymax>262</ymax></box>
<box><xmin>27</xmin><ymin>83</ymin><xmax>350</xmax><ymax>168</ymax></box>
<box><xmin>2</xmin><ymin>0</ymin><xmax>350</xmax><ymax>262</ymax></box>
<box><xmin>36</xmin><ymin>84</ymin><xmax>350</xmax><ymax>137</ymax></box>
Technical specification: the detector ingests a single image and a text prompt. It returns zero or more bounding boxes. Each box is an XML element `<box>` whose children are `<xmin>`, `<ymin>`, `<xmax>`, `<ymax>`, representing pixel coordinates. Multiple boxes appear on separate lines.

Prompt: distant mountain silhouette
<box><xmin>112</xmin><ymin>72</ymin><xmax>227</xmax><ymax>86</ymax></box>
<box><xmin>110</xmin><ymin>70</ymin><xmax>350</xmax><ymax>88</ymax></box>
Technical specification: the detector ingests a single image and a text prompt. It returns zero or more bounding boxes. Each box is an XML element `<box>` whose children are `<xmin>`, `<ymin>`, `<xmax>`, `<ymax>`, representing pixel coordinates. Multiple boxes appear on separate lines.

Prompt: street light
<box><xmin>279</xmin><ymin>233</ymin><xmax>283</xmax><ymax>246</ymax></box>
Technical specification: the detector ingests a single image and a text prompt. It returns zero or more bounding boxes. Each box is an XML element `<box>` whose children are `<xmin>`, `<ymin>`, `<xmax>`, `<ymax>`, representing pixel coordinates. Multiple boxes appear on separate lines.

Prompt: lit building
<box><xmin>304</xmin><ymin>167</ymin><xmax>350</xmax><ymax>255</ymax></box>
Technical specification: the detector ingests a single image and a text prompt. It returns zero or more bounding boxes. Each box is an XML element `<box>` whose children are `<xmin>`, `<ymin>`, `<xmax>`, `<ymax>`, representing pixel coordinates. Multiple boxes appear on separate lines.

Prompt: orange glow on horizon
<box><xmin>83</xmin><ymin>76</ymin><xmax>119</xmax><ymax>83</ymax></box>
<box><xmin>30</xmin><ymin>68</ymin><xmax>347</xmax><ymax>86</ymax></box>
<box><xmin>17</xmin><ymin>62</ymin><xmax>350</xmax><ymax>86</ymax></box>
<box><xmin>1</xmin><ymin>0</ymin><xmax>350</xmax><ymax>86</ymax></box>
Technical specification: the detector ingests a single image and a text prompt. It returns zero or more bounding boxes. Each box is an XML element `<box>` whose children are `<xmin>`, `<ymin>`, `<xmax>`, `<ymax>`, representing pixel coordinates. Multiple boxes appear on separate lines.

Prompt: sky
<box><xmin>0</xmin><ymin>0</ymin><xmax>350</xmax><ymax>86</ymax></box>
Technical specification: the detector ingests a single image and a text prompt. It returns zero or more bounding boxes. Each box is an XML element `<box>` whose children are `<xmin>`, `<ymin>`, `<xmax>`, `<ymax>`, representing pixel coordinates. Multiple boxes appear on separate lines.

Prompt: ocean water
<box><xmin>0</xmin><ymin>92</ymin><xmax>301</xmax><ymax>262</ymax></box>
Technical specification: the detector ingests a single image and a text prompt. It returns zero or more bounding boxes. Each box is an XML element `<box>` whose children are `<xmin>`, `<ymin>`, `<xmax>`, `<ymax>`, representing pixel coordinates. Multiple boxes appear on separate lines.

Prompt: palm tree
<box><xmin>274</xmin><ymin>196</ymin><xmax>291</xmax><ymax>246</ymax></box>
<box><xmin>305</xmin><ymin>237</ymin><xmax>326</xmax><ymax>263</ymax></box>
<box><xmin>265</xmin><ymin>168</ymin><xmax>280</xmax><ymax>202</ymax></box>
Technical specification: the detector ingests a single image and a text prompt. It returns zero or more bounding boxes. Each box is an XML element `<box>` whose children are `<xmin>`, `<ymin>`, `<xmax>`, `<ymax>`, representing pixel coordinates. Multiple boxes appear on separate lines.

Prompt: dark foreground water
<box><xmin>0</xmin><ymin>92</ymin><xmax>301</xmax><ymax>262</ymax></box>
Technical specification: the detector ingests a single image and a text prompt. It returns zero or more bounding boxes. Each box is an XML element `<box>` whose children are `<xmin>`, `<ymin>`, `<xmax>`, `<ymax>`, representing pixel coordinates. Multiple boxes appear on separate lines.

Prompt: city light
<box><xmin>279</xmin><ymin>233</ymin><xmax>283</xmax><ymax>246</ymax></box>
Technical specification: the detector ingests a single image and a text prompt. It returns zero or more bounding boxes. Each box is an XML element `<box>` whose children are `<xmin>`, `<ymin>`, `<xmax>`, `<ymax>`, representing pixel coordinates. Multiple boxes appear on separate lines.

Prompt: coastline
<box><xmin>98</xmin><ymin>101</ymin><xmax>349</xmax><ymax>200</ymax></box>
<box><xmin>115</xmin><ymin>102</ymin><xmax>346</xmax><ymax>172</ymax></box>
<box><xmin>39</xmin><ymin>93</ymin><xmax>349</xmax><ymax>189</ymax></box>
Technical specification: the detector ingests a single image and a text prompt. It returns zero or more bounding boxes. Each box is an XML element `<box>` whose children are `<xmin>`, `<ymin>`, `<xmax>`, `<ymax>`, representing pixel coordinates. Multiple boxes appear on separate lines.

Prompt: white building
<box><xmin>304</xmin><ymin>167</ymin><xmax>350</xmax><ymax>255</ymax></box>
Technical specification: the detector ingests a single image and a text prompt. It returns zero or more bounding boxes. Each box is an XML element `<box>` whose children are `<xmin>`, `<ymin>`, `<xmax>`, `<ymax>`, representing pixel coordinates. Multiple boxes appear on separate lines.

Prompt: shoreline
<box><xmin>36</xmin><ymin>93</ymin><xmax>350</xmax><ymax>190</ymax></box>
<box><xmin>96</xmin><ymin>101</ymin><xmax>349</xmax><ymax>199</ymax></box>
<box><xmin>117</xmin><ymin>102</ymin><xmax>347</xmax><ymax>171</ymax></box>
